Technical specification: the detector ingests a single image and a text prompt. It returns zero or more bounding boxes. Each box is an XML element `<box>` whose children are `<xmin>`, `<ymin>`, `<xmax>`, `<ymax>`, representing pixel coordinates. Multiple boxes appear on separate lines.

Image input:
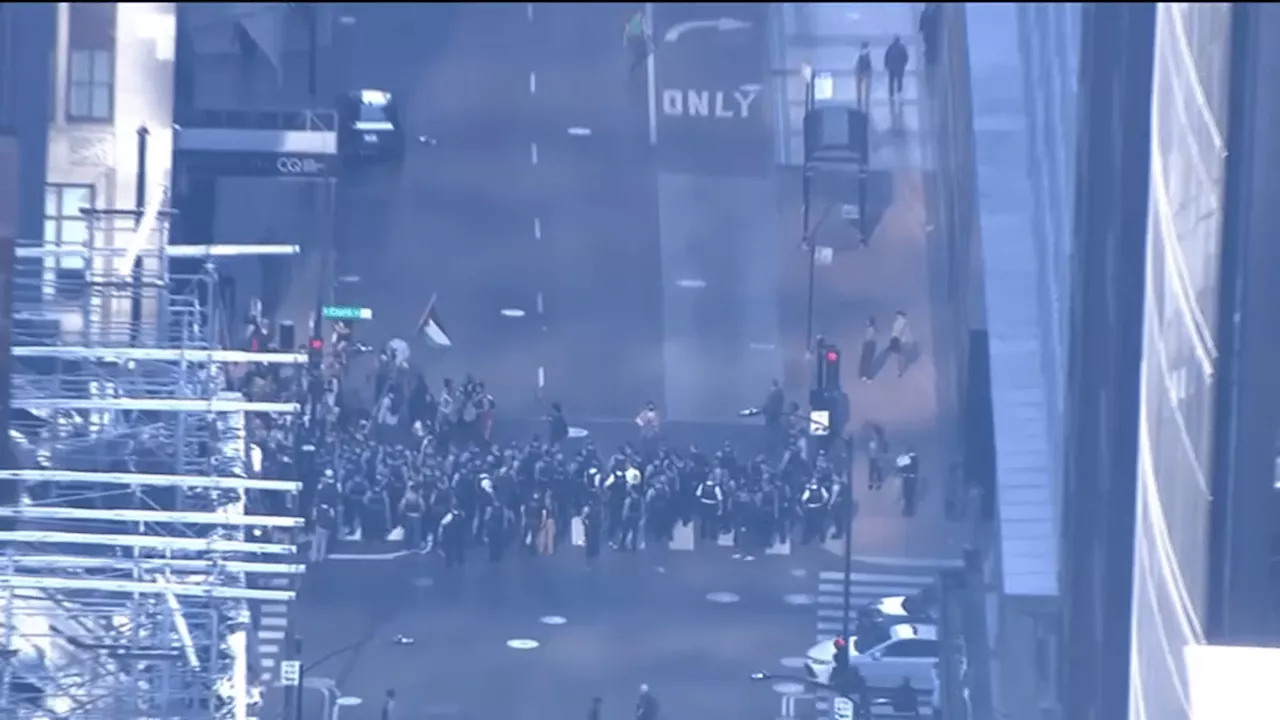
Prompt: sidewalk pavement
<box><xmin>774</xmin><ymin>3</ymin><xmax>963</xmax><ymax>565</ymax></box>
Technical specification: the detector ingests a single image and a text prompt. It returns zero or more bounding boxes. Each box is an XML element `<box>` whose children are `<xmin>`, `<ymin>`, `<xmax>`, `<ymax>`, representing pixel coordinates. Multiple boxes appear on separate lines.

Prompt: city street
<box><xmin>291</xmin><ymin>540</ymin><xmax>839</xmax><ymax>719</ymax></box>
<box><xmin>326</xmin><ymin>3</ymin><xmax>551</xmax><ymax>418</ymax></box>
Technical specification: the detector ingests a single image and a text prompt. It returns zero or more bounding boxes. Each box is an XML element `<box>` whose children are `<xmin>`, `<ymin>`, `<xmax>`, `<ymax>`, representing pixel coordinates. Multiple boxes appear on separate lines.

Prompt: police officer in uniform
<box><xmin>898</xmin><ymin>447</ymin><xmax>919</xmax><ymax>517</ymax></box>
<box><xmin>800</xmin><ymin>481</ymin><xmax>829</xmax><ymax>545</ymax></box>
<box><xmin>695</xmin><ymin>472</ymin><xmax>724</xmax><ymax>541</ymax></box>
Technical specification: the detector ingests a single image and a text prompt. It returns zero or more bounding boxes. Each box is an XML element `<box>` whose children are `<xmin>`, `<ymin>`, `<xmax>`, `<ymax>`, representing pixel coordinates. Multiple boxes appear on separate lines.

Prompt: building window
<box><xmin>43</xmin><ymin>184</ymin><xmax>93</xmax><ymax>299</ymax></box>
<box><xmin>67</xmin><ymin>49</ymin><xmax>113</xmax><ymax>122</ymax></box>
<box><xmin>66</xmin><ymin>1</ymin><xmax>115</xmax><ymax>123</ymax></box>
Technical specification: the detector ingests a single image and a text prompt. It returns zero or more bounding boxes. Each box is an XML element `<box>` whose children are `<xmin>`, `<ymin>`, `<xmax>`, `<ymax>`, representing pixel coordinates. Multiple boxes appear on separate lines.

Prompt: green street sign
<box><xmin>322</xmin><ymin>305</ymin><xmax>373</xmax><ymax>321</ymax></box>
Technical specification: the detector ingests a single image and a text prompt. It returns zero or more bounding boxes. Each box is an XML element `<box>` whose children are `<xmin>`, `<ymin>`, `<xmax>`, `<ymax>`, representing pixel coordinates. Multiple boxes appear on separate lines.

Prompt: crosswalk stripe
<box><xmin>765</xmin><ymin>537</ymin><xmax>791</xmax><ymax>555</ymax></box>
<box><xmin>258</xmin><ymin>630</ymin><xmax>286</xmax><ymax>641</ymax></box>
<box><xmin>261</xmin><ymin>616</ymin><xmax>288</xmax><ymax>628</ymax></box>
<box><xmin>261</xmin><ymin>657</ymin><xmax>277</xmax><ymax>668</ymax></box>
<box><xmin>819</xmin><ymin>582</ymin><xmax>928</xmax><ymax>595</ymax></box>
<box><xmin>259</xmin><ymin>644</ymin><xmax>281</xmax><ymax>654</ymax></box>
<box><xmin>817</xmin><ymin>587</ymin><xmax>922</xmax><ymax>602</ymax></box>
<box><xmin>816</xmin><ymin>602</ymin><xmax>881</xmax><ymax>617</ymax></box>
<box><xmin>261</xmin><ymin>603</ymin><xmax>289</xmax><ymax>614</ymax></box>
<box><xmin>716</xmin><ymin>532</ymin><xmax>736</xmax><ymax>547</ymax></box>
<box><xmin>818</xmin><ymin>571</ymin><xmax>937</xmax><ymax>584</ymax></box>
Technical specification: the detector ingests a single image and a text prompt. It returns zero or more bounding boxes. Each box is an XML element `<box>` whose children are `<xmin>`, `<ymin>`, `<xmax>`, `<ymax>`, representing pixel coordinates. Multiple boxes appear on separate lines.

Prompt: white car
<box><xmin>804</xmin><ymin>623</ymin><xmax>939</xmax><ymax>692</ymax></box>
<box><xmin>860</xmin><ymin>588</ymin><xmax>938</xmax><ymax>625</ymax></box>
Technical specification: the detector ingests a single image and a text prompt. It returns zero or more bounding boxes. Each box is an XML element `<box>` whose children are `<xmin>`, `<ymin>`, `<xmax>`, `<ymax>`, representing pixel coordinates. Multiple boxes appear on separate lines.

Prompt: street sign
<box><xmin>832</xmin><ymin>696</ymin><xmax>854</xmax><ymax>720</ymax></box>
<box><xmin>280</xmin><ymin>659</ymin><xmax>301</xmax><ymax>687</ymax></box>
<box><xmin>321</xmin><ymin>305</ymin><xmax>373</xmax><ymax>321</ymax></box>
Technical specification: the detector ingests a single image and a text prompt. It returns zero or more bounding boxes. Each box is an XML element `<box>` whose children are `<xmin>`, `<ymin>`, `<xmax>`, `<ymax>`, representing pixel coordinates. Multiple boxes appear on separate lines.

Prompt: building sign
<box><xmin>177</xmin><ymin>151</ymin><xmax>338</xmax><ymax>179</ymax></box>
<box><xmin>661</xmin><ymin>84</ymin><xmax>762</xmax><ymax>120</ymax></box>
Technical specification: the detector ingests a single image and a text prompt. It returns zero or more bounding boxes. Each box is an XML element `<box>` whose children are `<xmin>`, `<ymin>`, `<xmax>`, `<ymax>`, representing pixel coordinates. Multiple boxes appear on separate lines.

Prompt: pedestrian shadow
<box><xmin>870</xmin><ymin>343</ymin><xmax>922</xmax><ymax>379</ymax></box>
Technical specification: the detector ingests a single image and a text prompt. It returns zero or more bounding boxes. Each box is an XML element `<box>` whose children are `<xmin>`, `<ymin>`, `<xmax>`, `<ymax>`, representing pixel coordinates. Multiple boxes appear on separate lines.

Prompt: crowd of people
<box><xmin>296</xmin><ymin>345</ymin><xmax>923</xmax><ymax>567</ymax></box>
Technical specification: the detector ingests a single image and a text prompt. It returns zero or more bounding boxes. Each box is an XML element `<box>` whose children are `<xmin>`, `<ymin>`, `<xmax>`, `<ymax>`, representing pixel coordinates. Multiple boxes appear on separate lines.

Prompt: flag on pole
<box><xmin>416</xmin><ymin>294</ymin><xmax>453</xmax><ymax>348</ymax></box>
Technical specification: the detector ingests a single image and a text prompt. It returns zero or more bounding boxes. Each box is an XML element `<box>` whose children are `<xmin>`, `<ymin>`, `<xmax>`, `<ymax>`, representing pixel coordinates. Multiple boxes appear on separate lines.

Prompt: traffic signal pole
<box><xmin>801</xmin><ymin>65</ymin><xmax>817</xmax><ymax>353</ymax></box>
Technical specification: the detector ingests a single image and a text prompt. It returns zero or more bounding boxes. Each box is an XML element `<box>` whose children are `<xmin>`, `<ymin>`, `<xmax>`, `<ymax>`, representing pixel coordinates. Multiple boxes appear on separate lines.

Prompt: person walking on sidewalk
<box><xmin>884</xmin><ymin>35</ymin><xmax>910</xmax><ymax>102</ymax></box>
<box><xmin>854</xmin><ymin>42</ymin><xmax>873</xmax><ymax>110</ymax></box>
<box><xmin>858</xmin><ymin>316</ymin><xmax>878</xmax><ymax>382</ymax></box>
<box><xmin>888</xmin><ymin>311</ymin><xmax>914</xmax><ymax>377</ymax></box>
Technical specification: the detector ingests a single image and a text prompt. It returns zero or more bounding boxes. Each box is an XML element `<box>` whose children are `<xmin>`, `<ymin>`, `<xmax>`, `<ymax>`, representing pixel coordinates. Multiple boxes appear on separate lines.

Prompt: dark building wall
<box><xmin>0</xmin><ymin>3</ymin><xmax>55</xmax><ymax>243</ymax></box>
<box><xmin>1059</xmin><ymin>4</ymin><xmax>1155</xmax><ymax>720</ymax></box>
<box><xmin>1207</xmin><ymin>2</ymin><xmax>1280</xmax><ymax>645</ymax></box>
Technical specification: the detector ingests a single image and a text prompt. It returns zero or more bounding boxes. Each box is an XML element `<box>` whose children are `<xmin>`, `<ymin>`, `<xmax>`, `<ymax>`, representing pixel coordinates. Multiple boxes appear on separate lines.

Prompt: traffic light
<box><xmin>307</xmin><ymin>336</ymin><xmax>324</xmax><ymax>369</ymax></box>
<box><xmin>816</xmin><ymin>343</ymin><xmax>842</xmax><ymax>391</ymax></box>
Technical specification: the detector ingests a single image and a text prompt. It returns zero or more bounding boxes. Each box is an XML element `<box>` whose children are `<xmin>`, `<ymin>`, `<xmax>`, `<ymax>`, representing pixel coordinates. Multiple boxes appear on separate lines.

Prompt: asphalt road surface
<box><xmin>328</xmin><ymin>3</ymin><xmax>549</xmax><ymax>418</ymax></box>
<box><xmin>324</xmin><ymin>3</ymin><xmax>668</xmax><ymax>423</ymax></box>
<box><xmin>291</xmin><ymin>537</ymin><xmax>843</xmax><ymax>720</ymax></box>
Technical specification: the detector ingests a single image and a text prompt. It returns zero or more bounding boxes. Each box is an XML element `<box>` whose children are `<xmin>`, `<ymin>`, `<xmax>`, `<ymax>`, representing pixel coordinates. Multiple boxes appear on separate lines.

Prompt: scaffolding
<box><xmin>1</xmin><ymin>193</ymin><xmax>308</xmax><ymax>720</ymax></box>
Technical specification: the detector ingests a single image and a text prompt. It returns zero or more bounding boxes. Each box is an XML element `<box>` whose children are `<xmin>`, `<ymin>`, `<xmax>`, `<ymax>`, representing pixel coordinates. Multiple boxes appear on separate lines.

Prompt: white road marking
<box><xmin>535</xmin><ymin>292</ymin><xmax>544</xmax><ymax>314</ymax></box>
<box><xmin>817</xmin><ymin>571</ymin><xmax>938</xmax><ymax>584</ymax></box>
<box><xmin>567</xmin><ymin>127</ymin><xmax>592</xmax><ymax>136</ymax></box>
<box><xmin>507</xmin><ymin>638</ymin><xmax>540</xmax><ymax>650</ymax></box>
<box><xmin>261</xmin><ymin>617</ymin><xmax>288</xmax><ymax>628</ymax></box>
<box><xmin>645</xmin><ymin>1</ymin><xmax>657</xmax><ymax>145</ymax></box>
<box><xmin>500</xmin><ymin>308</ymin><xmax>527</xmax><ymax>318</ymax></box>
<box><xmin>526</xmin><ymin>3</ymin><xmax>534</xmax><ymax>20</ymax></box>
<box><xmin>530</xmin><ymin>142</ymin><xmax>539</xmax><ymax>165</ymax></box>
<box><xmin>259</xmin><ymin>644</ymin><xmax>281</xmax><ymax>654</ymax></box>
<box><xmin>675</xmin><ymin>278</ymin><xmax>707</xmax><ymax>289</ymax></box>
<box><xmin>261</xmin><ymin>603</ymin><xmax>289</xmax><ymax>614</ymax></box>
<box><xmin>537</xmin><ymin>366</ymin><xmax>545</xmax><ymax>388</ymax></box>
<box><xmin>816</xmin><ymin>587</ymin><xmax>923</xmax><ymax>602</ymax></box>
<box><xmin>258</xmin><ymin>630</ymin><xmax>287</xmax><ymax>641</ymax></box>
<box><xmin>261</xmin><ymin>658</ymin><xmax>277</xmax><ymax>668</ymax></box>
<box><xmin>529</xmin><ymin>71</ymin><xmax>537</xmax><ymax>94</ymax></box>
<box><xmin>533</xmin><ymin>216</ymin><xmax>542</xmax><ymax>239</ymax></box>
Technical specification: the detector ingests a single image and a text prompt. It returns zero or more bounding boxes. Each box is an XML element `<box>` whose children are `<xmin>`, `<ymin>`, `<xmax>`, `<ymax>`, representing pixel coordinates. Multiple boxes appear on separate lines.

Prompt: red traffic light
<box><xmin>825</xmin><ymin>349</ymin><xmax>840</xmax><ymax>363</ymax></box>
<box><xmin>833</xmin><ymin>637</ymin><xmax>847</xmax><ymax>649</ymax></box>
<box><xmin>308</xmin><ymin>338</ymin><xmax>324</xmax><ymax>351</ymax></box>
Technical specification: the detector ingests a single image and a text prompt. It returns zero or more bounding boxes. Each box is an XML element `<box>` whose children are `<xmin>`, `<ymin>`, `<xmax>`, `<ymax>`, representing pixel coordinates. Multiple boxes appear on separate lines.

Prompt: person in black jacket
<box><xmin>548</xmin><ymin>402</ymin><xmax>569</xmax><ymax>445</ymax></box>
<box><xmin>636</xmin><ymin>684</ymin><xmax>659</xmax><ymax>720</ymax></box>
<box><xmin>884</xmin><ymin>36</ymin><xmax>910</xmax><ymax>101</ymax></box>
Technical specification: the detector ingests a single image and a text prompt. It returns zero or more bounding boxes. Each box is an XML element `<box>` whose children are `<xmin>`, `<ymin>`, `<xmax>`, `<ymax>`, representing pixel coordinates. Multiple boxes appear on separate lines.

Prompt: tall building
<box><xmin>1061</xmin><ymin>3</ymin><xmax>1280</xmax><ymax>719</ymax></box>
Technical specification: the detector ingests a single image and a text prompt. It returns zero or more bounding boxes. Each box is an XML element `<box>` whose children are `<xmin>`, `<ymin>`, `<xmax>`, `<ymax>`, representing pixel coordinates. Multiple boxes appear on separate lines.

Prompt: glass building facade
<box><xmin>1130</xmin><ymin>5</ymin><xmax>1232</xmax><ymax>719</ymax></box>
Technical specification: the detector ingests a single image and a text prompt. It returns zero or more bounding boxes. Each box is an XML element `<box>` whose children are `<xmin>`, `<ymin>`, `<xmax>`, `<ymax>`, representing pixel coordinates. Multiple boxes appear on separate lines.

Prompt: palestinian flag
<box><xmin>416</xmin><ymin>294</ymin><xmax>453</xmax><ymax>348</ymax></box>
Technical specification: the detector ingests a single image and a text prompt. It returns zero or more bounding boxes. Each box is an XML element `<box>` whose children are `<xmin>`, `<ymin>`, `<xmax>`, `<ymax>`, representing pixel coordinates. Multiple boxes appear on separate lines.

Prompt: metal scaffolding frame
<box><xmin>1</xmin><ymin>198</ymin><xmax>306</xmax><ymax>719</ymax></box>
